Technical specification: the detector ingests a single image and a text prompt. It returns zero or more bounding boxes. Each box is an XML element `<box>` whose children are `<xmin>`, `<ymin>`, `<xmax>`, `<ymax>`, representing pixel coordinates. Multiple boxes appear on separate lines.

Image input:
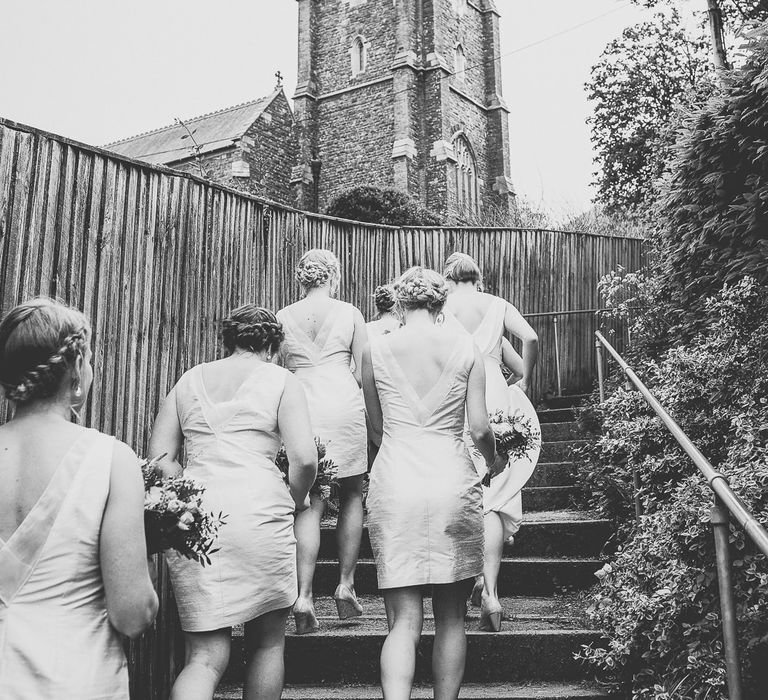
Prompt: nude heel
<box><xmin>334</xmin><ymin>584</ymin><xmax>363</xmax><ymax>619</ymax></box>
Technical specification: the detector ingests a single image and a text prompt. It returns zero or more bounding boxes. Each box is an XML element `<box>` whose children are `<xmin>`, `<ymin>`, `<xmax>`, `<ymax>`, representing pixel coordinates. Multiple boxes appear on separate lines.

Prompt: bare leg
<box><xmin>336</xmin><ymin>473</ymin><xmax>364</xmax><ymax>589</ymax></box>
<box><xmin>243</xmin><ymin>607</ymin><xmax>291</xmax><ymax>700</ymax></box>
<box><xmin>381</xmin><ymin>587</ymin><xmax>424</xmax><ymax>700</ymax></box>
<box><xmin>482</xmin><ymin>511</ymin><xmax>504</xmax><ymax>601</ymax></box>
<box><xmin>432</xmin><ymin>582</ymin><xmax>470</xmax><ymax>700</ymax></box>
<box><xmin>169</xmin><ymin>628</ymin><xmax>231</xmax><ymax>700</ymax></box>
<box><xmin>293</xmin><ymin>493</ymin><xmax>325</xmax><ymax>632</ymax></box>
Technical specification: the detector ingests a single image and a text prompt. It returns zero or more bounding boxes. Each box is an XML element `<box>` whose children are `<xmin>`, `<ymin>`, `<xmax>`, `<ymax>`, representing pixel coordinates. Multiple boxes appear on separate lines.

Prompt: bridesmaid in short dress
<box><xmin>0</xmin><ymin>298</ymin><xmax>157</xmax><ymax>699</ymax></box>
<box><xmin>443</xmin><ymin>252</ymin><xmax>540</xmax><ymax>632</ymax></box>
<box><xmin>277</xmin><ymin>249</ymin><xmax>369</xmax><ymax>633</ymax></box>
<box><xmin>150</xmin><ymin>305</ymin><xmax>317</xmax><ymax>700</ymax></box>
<box><xmin>362</xmin><ymin>267</ymin><xmax>502</xmax><ymax>700</ymax></box>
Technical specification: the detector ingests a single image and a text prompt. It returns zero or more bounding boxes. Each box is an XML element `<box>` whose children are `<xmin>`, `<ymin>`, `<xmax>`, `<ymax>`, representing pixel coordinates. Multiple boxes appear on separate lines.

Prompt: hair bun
<box><xmin>373</xmin><ymin>285</ymin><xmax>396</xmax><ymax>313</ymax></box>
<box><xmin>295</xmin><ymin>249</ymin><xmax>341</xmax><ymax>294</ymax></box>
<box><xmin>395</xmin><ymin>268</ymin><xmax>448</xmax><ymax>312</ymax></box>
<box><xmin>221</xmin><ymin>307</ymin><xmax>284</xmax><ymax>355</ymax></box>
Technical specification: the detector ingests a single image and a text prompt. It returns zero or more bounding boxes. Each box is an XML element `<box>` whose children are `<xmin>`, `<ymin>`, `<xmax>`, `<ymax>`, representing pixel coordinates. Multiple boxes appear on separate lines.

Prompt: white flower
<box><xmin>177</xmin><ymin>511</ymin><xmax>195</xmax><ymax>530</ymax></box>
<box><xmin>144</xmin><ymin>486</ymin><xmax>164</xmax><ymax>509</ymax></box>
<box><xmin>167</xmin><ymin>499</ymin><xmax>184</xmax><ymax>514</ymax></box>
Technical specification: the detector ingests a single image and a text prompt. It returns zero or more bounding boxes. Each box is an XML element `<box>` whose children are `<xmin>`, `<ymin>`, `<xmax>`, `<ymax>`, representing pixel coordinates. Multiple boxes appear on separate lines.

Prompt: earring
<box><xmin>74</xmin><ymin>385</ymin><xmax>83</xmax><ymax>398</ymax></box>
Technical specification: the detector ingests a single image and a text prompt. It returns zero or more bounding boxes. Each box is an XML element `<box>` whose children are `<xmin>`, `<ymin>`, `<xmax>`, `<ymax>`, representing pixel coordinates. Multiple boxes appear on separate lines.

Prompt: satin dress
<box><xmin>458</xmin><ymin>296</ymin><xmax>541</xmax><ymax>540</ymax></box>
<box><xmin>0</xmin><ymin>429</ymin><xmax>129</xmax><ymax>699</ymax></box>
<box><xmin>278</xmin><ymin>300</ymin><xmax>367</xmax><ymax>479</ymax></box>
<box><xmin>367</xmin><ymin>332</ymin><xmax>484</xmax><ymax>588</ymax></box>
<box><xmin>167</xmin><ymin>362</ymin><xmax>298</xmax><ymax>632</ymax></box>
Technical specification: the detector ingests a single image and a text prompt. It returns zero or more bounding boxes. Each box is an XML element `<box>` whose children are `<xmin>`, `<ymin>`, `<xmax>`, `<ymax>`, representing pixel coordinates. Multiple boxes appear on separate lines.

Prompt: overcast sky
<box><xmin>0</xmin><ymin>0</ymin><xmax>649</xmax><ymax>214</ymax></box>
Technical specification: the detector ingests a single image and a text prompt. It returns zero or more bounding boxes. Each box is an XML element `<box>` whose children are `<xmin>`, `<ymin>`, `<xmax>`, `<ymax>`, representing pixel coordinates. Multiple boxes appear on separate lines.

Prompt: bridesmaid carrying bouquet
<box><xmin>150</xmin><ymin>305</ymin><xmax>317</xmax><ymax>700</ymax></box>
<box><xmin>362</xmin><ymin>267</ymin><xmax>503</xmax><ymax>700</ymax></box>
<box><xmin>0</xmin><ymin>298</ymin><xmax>158</xmax><ymax>699</ymax></box>
<box><xmin>277</xmin><ymin>249</ymin><xmax>369</xmax><ymax>633</ymax></box>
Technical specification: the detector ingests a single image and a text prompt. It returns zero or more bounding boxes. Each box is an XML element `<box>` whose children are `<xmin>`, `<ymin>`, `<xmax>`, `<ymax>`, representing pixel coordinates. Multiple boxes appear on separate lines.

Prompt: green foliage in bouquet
<box><xmin>476</xmin><ymin>410</ymin><xmax>541</xmax><ymax>488</ymax></box>
<box><xmin>576</xmin><ymin>278</ymin><xmax>768</xmax><ymax>698</ymax></box>
<box><xmin>275</xmin><ymin>437</ymin><xmax>339</xmax><ymax>501</ymax></box>
<box><xmin>142</xmin><ymin>457</ymin><xmax>226</xmax><ymax>566</ymax></box>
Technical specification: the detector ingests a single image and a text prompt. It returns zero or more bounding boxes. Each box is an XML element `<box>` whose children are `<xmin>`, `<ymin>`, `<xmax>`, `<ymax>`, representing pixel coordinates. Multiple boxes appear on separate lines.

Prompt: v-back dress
<box><xmin>0</xmin><ymin>429</ymin><xmax>129</xmax><ymax>699</ymax></box>
<box><xmin>367</xmin><ymin>332</ymin><xmax>484</xmax><ymax>588</ymax></box>
<box><xmin>277</xmin><ymin>300</ymin><xmax>367</xmax><ymax>479</ymax></box>
<box><xmin>456</xmin><ymin>295</ymin><xmax>541</xmax><ymax>540</ymax></box>
<box><xmin>166</xmin><ymin>362</ymin><xmax>298</xmax><ymax>632</ymax></box>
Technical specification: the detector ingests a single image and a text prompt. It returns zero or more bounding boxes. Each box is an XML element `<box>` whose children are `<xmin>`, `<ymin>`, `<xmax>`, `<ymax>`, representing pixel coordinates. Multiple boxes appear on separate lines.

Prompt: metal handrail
<box><xmin>595</xmin><ymin>330</ymin><xmax>768</xmax><ymax>700</ymax></box>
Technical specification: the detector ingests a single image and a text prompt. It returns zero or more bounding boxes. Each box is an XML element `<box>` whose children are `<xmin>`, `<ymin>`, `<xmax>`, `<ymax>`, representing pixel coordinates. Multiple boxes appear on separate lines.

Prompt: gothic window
<box><xmin>351</xmin><ymin>36</ymin><xmax>367</xmax><ymax>76</ymax></box>
<box><xmin>454</xmin><ymin>44</ymin><xmax>466</xmax><ymax>80</ymax></box>
<box><xmin>454</xmin><ymin>136</ymin><xmax>479</xmax><ymax>215</ymax></box>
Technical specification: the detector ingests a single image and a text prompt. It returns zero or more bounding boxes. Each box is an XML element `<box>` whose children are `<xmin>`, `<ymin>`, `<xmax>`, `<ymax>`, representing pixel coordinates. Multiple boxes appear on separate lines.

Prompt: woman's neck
<box><xmin>454</xmin><ymin>281</ymin><xmax>478</xmax><ymax>294</ymax></box>
<box><xmin>402</xmin><ymin>309</ymin><xmax>437</xmax><ymax>328</ymax></box>
<box><xmin>305</xmin><ymin>285</ymin><xmax>332</xmax><ymax>300</ymax></box>
<box><xmin>12</xmin><ymin>396</ymin><xmax>73</xmax><ymax>423</ymax></box>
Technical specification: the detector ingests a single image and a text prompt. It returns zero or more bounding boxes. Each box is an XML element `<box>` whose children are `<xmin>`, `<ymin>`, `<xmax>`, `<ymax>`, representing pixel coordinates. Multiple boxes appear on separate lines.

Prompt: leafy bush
<box><xmin>577</xmin><ymin>278</ymin><xmax>768</xmax><ymax>698</ymax></box>
<box><xmin>325</xmin><ymin>186</ymin><xmax>444</xmax><ymax>227</ymax></box>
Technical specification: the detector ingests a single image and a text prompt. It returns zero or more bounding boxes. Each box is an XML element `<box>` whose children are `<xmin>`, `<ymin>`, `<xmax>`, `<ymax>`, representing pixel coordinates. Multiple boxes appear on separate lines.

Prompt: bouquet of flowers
<box><xmin>479</xmin><ymin>409</ymin><xmax>541</xmax><ymax>487</ymax></box>
<box><xmin>275</xmin><ymin>437</ymin><xmax>339</xmax><ymax>501</ymax></box>
<box><xmin>141</xmin><ymin>455</ymin><xmax>227</xmax><ymax>566</ymax></box>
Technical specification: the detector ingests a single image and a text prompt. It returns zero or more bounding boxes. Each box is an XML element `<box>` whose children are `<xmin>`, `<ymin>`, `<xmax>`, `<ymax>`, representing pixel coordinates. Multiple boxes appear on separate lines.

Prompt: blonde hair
<box><xmin>0</xmin><ymin>298</ymin><xmax>90</xmax><ymax>403</ymax></box>
<box><xmin>443</xmin><ymin>252</ymin><xmax>482</xmax><ymax>285</ymax></box>
<box><xmin>295</xmin><ymin>249</ymin><xmax>341</xmax><ymax>295</ymax></box>
<box><xmin>395</xmin><ymin>267</ymin><xmax>448</xmax><ymax>313</ymax></box>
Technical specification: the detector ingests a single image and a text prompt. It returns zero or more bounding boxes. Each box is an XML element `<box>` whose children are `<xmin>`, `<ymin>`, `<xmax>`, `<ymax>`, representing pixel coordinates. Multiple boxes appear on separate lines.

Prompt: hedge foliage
<box><xmin>325</xmin><ymin>186</ymin><xmax>444</xmax><ymax>227</ymax></box>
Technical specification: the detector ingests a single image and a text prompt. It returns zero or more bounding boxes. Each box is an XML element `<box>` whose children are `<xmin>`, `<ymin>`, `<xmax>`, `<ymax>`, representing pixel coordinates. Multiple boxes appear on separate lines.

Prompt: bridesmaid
<box><xmin>0</xmin><ymin>298</ymin><xmax>157</xmax><ymax>699</ymax></box>
<box><xmin>362</xmin><ymin>267</ymin><xmax>502</xmax><ymax>700</ymax></box>
<box><xmin>367</xmin><ymin>284</ymin><xmax>400</xmax><ymax>337</ymax></box>
<box><xmin>150</xmin><ymin>305</ymin><xmax>317</xmax><ymax>700</ymax></box>
<box><xmin>276</xmin><ymin>249</ymin><xmax>369</xmax><ymax>632</ymax></box>
<box><xmin>443</xmin><ymin>252</ymin><xmax>540</xmax><ymax>632</ymax></box>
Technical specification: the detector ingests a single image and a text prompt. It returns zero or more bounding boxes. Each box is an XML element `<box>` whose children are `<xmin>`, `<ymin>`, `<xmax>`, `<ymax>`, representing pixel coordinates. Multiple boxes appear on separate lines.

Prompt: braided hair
<box><xmin>0</xmin><ymin>298</ymin><xmax>90</xmax><ymax>404</ymax></box>
<box><xmin>295</xmin><ymin>249</ymin><xmax>341</xmax><ymax>295</ymax></box>
<box><xmin>394</xmin><ymin>267</ymin><xmax>448</xmax><ymax>314</ymax></box>
<box><xmin>373</xmin><ymin>284</ymin><xmax>396</xmax><ymax>316</ymax></box>
<box><xmin>221</xmin><ymin>305</ymin><xmax>284</xmax><ymax>356</ymax></box>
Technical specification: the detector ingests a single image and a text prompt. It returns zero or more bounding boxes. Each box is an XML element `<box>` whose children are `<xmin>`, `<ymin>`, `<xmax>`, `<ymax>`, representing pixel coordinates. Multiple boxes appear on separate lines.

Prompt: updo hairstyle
<box><xmin>373</xmin><ymin>285</ymin><xmax>396</xmax><ymax>315</ymax></box>
<box><xmin>295</xmin><ymin>249</ymin><xmax>341</xmax><ymax>295</ymax></box>
<box><xmin>0</xmin><ymin>298</ymin><xmax>90</xmax><ymax>404</ymax></box>
<box><xmin>394</xmin><ymin>267</ymin><xmax>448</xmax><ymax>314</ymax></box>
<box><xmin>443</xmin><ymin>252</ymin><xmax>482</xmax><ymax>285</ymax></box>
<box><xmin>221</xmin><ymin>305</ymin><xmax>284</xmax><ymax>356</ymax></box>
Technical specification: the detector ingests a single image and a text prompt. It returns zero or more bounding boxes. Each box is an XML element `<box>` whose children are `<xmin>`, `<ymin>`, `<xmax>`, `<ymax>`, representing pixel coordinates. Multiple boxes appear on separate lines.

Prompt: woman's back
<box><xmin>0</xmin><ymin>424</ymin><xmax>129</xmax><ymax>698</ymax></box>
<box><xmin>445</xmin><ymin>291</ymin><xmax>507</xmax><ymax>361</ymax></box>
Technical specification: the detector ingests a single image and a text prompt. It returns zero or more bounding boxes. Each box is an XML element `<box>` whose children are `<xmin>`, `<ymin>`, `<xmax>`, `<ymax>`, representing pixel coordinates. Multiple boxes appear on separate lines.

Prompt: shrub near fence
<box><xmin>0</xmin><ymin>116</ymin><xmax>646</xmax><ymax>698</ymax></box>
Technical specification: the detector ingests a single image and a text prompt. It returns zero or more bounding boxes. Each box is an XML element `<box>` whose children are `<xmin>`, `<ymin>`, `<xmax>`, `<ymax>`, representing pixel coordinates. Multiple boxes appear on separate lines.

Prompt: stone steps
<box><xmin>539</xmin><ymin>422</ymin><xmax>583</xmax><ymax>442</ymax></box>
<box><xmin>523</xmin><ymin>485</ymin><xmax>578</xmax><ymax>511</ymax></box>
<box><xmin>527</xmin><ymin>462</ymin><xmax>575</xmax><ymax>487</ymax></box>
<box><xmin>216</xmin><ymin>682</ymin><xmax>617</xmax><ymax>699</ymax></box>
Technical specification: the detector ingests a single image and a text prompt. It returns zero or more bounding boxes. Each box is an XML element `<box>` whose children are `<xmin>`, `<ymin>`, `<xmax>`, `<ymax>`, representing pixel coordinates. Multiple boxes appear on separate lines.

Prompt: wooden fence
<box><xmin>0</xmin><ymin>116</ymin><xmax>647</xmax><ymax>697</ymax></box>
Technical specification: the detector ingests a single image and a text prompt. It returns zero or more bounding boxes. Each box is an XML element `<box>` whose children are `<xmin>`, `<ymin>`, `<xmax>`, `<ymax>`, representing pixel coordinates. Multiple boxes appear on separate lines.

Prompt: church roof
<box><xmin>104</xmin><ymin>90</ymin><xmax>282</xmax><ymax>165</ymax></box>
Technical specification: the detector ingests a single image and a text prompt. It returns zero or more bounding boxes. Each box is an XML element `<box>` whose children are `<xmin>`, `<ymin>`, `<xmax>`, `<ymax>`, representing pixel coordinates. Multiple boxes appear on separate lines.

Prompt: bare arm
<box><xmin>361</xmin><ymin>344</ymin><xmax>383</xmax><ymax>447</ymax></box>
<box><xmin>504</xmin><ymin>303</ymin><xmax>538</xmax><ymax>394</ymax></box>
<box><xmin>100</xmin><ymin>441</ymin><xmax>159</xmax><ymax>639</ymax></box>
<box><xmin>501</xmin><ymin>337</ymin><xmax>525</xmax><ymax>384</ymax></box>
<box><xmin>148</xmin><ymin>386</ymin><xmax>183</xmax><ymax>477</ymax></box>
<box><xmin>350</xmin><ymin>307</ymin><xmax>369</xmax><ymax>387</ymax></box>
<box><xmin>466</xmin><ymin>345</ymin><xmax>496</xmax><ymax>467</ymax></box>
<box><xmin>277</xmin><ymin>373</ymin><xmax>317</xmax><ymax>511</ymax></box>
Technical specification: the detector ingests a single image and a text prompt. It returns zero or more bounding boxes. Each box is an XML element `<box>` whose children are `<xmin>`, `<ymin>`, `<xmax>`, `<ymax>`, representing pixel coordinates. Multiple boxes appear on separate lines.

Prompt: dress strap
<box><xmin>0</xmin><ymin>431</ymin><xmax>102</xmax><ymax>607</ymax></box>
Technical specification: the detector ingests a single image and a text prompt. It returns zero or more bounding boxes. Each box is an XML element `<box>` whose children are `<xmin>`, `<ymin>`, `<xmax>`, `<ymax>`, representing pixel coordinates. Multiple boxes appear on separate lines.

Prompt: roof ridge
<box><xmin>104</xmin><ymin>89</ymin><xmax>281</xmax><ymax>147</ymax></box>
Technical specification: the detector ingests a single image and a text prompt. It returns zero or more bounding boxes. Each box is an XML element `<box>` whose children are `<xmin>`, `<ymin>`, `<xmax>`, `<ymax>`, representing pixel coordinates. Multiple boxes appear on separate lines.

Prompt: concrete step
<box><xmin>320</xmin><ymin>512</ymin><xmax>609</xmax><ymax>560</ymax></box>
<box><xmin>540</xmin><ymin>394</ymin><xmax>589</xmax><ymax>410</ymax></box>
<box><xmin>527</xmin><ymin>462</ymin><xmax>575</xmax><ymax>487</ymax></box>
<box><xmin>522</xmin><ymin>485</ymin><xmax>578</xmax><ymax>511</ymax></box>
<box><xmin>539</xmin><ymin>422</ymin><xmax>582</xmax><ymax>442</ymax></box>
<box><xmin>216</xmin><ymin>682</ymin><xmax>617</xmax><ymax>699</ymax></box>
<box><xmin>311</xmin><ymin>556</ymin><xmax>603</xmax><ymax>596</ymax></box>
<box><xmin>539</xmin><ymin>440</ymin><xmax>586</xmax><ymax>463</ymax></box>
<box><xmin>536</xmin><ymin>408</ymin><xmax>576</xmax><ymax>424</ymax></box>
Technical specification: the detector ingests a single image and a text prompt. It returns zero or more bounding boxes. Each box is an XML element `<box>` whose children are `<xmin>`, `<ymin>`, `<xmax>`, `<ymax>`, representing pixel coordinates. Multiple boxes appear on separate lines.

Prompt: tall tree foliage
<box><xmin>586</xmin><ymin>10</ymin><xmax>712</xmax><ymax>213</ymax></box>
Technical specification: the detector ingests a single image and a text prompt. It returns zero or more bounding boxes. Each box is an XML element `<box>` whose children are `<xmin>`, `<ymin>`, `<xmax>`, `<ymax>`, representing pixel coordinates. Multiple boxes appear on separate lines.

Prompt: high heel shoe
<box><xmin>470</xmin><ymin>576</ymin><xmax>484</xmax><ymax>608</ymax></box>
<box><xmin>293</xmin><ymin>598</ymin><xmax>319</xmax><ymax>634</ymax></box>
<box><xmin>478</xmin><ymin>595</ymin><xmax>502</xmax><ymax>632</ymax></box>
<box><xmin>334</xmin><ymin>584</ymin><xmax>363</xmax><ymax>619</ymax></box>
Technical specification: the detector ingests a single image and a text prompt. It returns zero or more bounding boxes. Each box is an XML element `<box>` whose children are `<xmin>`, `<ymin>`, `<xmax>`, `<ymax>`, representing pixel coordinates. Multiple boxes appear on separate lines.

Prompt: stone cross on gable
<box><xmin>274</xmin><ymin>71</ymin><xmax>284</xmax><ymax>89</ymax></box>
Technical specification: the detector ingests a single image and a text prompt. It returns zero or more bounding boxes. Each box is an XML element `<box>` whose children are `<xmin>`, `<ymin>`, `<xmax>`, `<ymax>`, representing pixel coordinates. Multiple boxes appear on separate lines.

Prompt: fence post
<box><xmin>595</xmin><ymin>338</ymin><xmax>605</xmax><ymax>403</ymax></box>
<box><xmin>552</xmin><ymin>315</ymin><xmax>562</xmax><ymax>397</ymax></box>
<box><xmin>711</xmin><ymin>496</ymin><xmax>744</xmax><ymax>700</ymax></box>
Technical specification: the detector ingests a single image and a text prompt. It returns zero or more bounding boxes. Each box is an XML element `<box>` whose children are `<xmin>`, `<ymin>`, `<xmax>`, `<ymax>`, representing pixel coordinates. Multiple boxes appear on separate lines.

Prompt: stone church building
<box><xmin>107</xmin><ymin>0</ymin><xmax>515</xmax><ymax>222</ymax></box>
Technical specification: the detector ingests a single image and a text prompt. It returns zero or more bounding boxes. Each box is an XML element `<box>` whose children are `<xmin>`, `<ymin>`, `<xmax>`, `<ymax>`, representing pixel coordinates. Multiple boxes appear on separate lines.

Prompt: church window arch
<box><xmin>454</xmin><ymin>43</ymin><xmax>466</xmax><ymax>80</ymax></box>
<box><xmin>351</xmin><ymin>36</ymin><xmax>368</xmax><ymax>76</ymax></box>
<box><xmin>454</xmin><ymin>135</ymin><xmax>479</xmax><ymax>215</ymax></box>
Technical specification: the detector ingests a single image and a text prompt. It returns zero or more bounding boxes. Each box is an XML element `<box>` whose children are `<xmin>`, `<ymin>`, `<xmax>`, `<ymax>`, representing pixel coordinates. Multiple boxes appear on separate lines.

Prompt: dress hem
<box><xmin>179</xmin><ymin>594</ymin><xmax>297</xmax><ymax>633</ymax></box>
<box><xmin>376</xmin><ymin>568</ymin><xmax>482</xmax><ymax>590</ymax></box>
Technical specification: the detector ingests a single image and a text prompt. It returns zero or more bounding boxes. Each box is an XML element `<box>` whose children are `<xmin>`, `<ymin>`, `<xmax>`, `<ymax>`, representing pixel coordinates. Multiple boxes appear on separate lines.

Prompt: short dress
<box><xmin>278</xmin><ymin>300</ymin><xmax>367</xmax><ymax>479</ymax></box>
<box><xmin>366</xmin><ymin>332</ymin><xmax>484</xmax><ymax>588</ymax></box>
<box><xmin>166</xmin><ymin>362</ymin><xmax>298</xmax><ymax>632</ymax></box>
<box><xmin>0</xmin><ymin>429</ymin><xmax>129</xmax><ymax>699</ymax></box>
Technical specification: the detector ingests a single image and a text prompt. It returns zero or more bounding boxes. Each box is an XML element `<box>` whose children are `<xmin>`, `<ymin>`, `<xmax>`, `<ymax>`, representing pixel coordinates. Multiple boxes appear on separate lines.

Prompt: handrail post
<box><xmin>552</xmin><ymin>314</ymin><xmax>562</xmax><ymax>397</ymax></box>
<box><xmin>595</xmin><ymin>338</ymin><xmax>605</xmax><ymax>403</ymax></box>
<box><xmin>711</xmin><ymin>496</ymin><xmax>744</xmax><ymax>700</ymax></box>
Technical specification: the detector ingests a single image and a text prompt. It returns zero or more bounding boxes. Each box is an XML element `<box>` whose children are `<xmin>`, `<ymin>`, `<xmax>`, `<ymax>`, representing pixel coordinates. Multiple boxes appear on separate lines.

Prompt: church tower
<box><xmin>292</xmin><ymin>0</ymin><xmax>516</xmax><ymax>221</ymax></box>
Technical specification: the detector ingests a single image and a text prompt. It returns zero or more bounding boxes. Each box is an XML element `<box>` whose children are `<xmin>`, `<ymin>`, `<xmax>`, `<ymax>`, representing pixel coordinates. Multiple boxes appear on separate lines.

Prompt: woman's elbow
<box><xmin>110</xmin><ymin>590</ymin><xmax>159</xmax><ymax>639</ymax></box>
<box><xmin>470</xmin><ymin>425</ymin><xmax>493</xmax><ymax>446</ymax></box>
